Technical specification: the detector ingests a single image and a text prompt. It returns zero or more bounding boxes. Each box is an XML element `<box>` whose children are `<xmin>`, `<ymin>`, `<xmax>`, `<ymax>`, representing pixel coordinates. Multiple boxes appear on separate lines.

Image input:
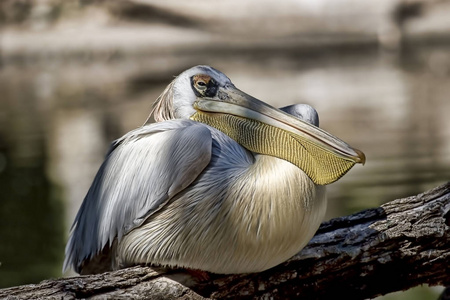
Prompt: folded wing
<box><xmin>63</xmin><ymin>120</ymin><xmax>212</xmax><ymax>273</ymax></box>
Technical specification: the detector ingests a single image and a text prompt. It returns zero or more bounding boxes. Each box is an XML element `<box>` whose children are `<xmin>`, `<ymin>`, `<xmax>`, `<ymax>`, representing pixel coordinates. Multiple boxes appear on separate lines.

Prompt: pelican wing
<box><xmin>64</xmin><ymin>120</ymin><xmax>212</xmax><ymax>272</ymax></box>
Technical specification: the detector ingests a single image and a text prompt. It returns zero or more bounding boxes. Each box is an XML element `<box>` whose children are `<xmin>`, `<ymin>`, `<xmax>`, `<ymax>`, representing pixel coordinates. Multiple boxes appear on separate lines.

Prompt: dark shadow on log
<box><xmin>441</xmin><ymin>287</ymin><xmax>450</xmax><ymax>300</ymax></box>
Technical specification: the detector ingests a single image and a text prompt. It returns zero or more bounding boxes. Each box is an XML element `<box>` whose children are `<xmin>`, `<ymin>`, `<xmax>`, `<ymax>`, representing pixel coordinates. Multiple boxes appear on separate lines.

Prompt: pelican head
<box><xmin>152</xmin><ymin>65</ymin><xmax>365</xmax><ymax>185</ymax></box>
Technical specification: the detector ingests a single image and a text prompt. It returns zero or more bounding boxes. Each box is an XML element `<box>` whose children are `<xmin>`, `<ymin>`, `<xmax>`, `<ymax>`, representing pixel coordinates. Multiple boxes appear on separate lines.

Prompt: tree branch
<box><xmin>2</xmin><ymin>182</ymin><xmax>450</xmax><ymax>299</ymax></box>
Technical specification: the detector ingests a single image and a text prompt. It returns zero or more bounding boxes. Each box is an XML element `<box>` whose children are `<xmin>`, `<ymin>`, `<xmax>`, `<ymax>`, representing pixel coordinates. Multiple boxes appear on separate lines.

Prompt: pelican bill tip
<box><xmin>354</xmin><ymin>149</ymin><xmax>366</xmax><ymax>165</ymax></box>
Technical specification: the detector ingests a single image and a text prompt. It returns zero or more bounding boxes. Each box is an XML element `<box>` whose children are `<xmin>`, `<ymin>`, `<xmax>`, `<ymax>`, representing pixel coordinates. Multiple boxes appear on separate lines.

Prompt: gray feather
<box><xmin>63</xmin><ymin>120</ymin><xmax>212</xmax><ymax>273</ymax></box>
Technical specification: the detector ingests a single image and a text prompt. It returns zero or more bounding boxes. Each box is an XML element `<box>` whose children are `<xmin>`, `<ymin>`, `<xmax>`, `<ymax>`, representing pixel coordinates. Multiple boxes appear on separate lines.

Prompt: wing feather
<box><xmin>64</xmin><ymin>120</ymin><xmax>212</xmax><ymax>273</ymax></box>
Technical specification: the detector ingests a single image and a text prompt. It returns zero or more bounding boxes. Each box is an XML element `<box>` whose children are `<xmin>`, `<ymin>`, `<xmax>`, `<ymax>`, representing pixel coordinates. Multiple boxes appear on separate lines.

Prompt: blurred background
<box><xmin>1</xmin><ymin>0</ymin><xmax>449</xmax><ymax>298</ymax></box>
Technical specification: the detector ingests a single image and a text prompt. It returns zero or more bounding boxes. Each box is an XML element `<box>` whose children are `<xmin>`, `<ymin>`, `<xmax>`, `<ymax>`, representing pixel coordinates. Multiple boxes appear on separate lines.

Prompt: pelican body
<box><xmin>64</xmin><ymin>66</ymin><xmax>365</xmax><ymax>275</ymax></box>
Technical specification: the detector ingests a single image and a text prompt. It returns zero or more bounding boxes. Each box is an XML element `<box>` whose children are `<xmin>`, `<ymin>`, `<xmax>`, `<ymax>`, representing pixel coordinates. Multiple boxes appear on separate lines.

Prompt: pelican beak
<box><xmin>191</xmin><ymin>85</ymin><xmax>365</xmax><ymax>185</ymax></box>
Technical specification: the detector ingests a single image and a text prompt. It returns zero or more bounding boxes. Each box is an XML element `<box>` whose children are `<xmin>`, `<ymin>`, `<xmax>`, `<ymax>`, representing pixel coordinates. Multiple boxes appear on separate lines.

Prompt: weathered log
<box><xmin>1</xmin><ymin>182</ymin><xmax>449</xmax><ymax>299</ymax></box>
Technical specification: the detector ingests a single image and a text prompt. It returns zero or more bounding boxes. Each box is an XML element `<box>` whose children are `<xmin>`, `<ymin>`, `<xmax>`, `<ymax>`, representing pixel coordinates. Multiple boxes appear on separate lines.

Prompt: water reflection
<box><xmin>0</xmin><ymin>102</ymin><xmax>64</xmax><ymax>287</ymax></box>
<box><xmin>0</xmin><ymin>45</ymin><xmax>449</xmax><ymax>290</ymax></box>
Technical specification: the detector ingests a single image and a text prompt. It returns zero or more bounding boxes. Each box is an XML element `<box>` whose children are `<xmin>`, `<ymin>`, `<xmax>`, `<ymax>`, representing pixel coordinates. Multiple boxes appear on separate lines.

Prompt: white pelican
<box><xmin>64</xmin><ymin>65</ymin><xmax>365</xmax><ymax>275</ymax></box>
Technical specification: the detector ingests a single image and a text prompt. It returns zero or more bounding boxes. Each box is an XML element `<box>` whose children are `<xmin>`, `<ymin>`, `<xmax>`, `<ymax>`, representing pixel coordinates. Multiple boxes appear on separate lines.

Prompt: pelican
<box><xmin>63</xmin><ymin>65</ymin><xmax>365</xmax><ymax>275</ymax></box>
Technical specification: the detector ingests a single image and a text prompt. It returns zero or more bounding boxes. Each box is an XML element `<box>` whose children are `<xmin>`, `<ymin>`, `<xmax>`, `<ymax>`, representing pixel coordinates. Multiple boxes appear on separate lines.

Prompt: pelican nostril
<box><xmin>218</xmin><ymin>91</ymin><xmax>229</xmax><ymax>101</ymax></box>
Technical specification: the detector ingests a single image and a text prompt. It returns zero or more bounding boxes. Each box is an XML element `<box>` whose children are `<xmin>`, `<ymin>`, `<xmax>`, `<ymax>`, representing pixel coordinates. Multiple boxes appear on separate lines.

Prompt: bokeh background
<box><xmin>1</xmin><ymin>0</ymin><xmax>449</xmax><ymax>298</ymax></box>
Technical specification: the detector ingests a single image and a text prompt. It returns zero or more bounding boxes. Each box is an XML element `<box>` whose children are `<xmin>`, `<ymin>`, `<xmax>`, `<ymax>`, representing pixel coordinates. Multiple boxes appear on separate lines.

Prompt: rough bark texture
<box><xmin>1</xmin><ymin>182</ymin><xmax>449</xmax><ymax>299</ymax></box>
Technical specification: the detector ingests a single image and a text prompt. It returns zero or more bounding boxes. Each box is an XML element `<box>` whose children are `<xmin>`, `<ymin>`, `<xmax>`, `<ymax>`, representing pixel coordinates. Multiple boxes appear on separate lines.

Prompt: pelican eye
<box><xmin>196</xmin><ymin>80</ymin><xmax>207</xmax><ymax>90</ymax></box>
<box><xmin>191</xmin><ymin>74</ymin><xmax>218</xmax><ymax>97</ymax></box>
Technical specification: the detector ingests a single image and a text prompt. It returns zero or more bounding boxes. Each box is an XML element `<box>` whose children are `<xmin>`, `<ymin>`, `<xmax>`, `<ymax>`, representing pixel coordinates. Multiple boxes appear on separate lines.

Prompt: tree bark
<box><xmin>2</xmin><ymin>182</ymin><xmax>450</xmax><ymax>300</ymax></box>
